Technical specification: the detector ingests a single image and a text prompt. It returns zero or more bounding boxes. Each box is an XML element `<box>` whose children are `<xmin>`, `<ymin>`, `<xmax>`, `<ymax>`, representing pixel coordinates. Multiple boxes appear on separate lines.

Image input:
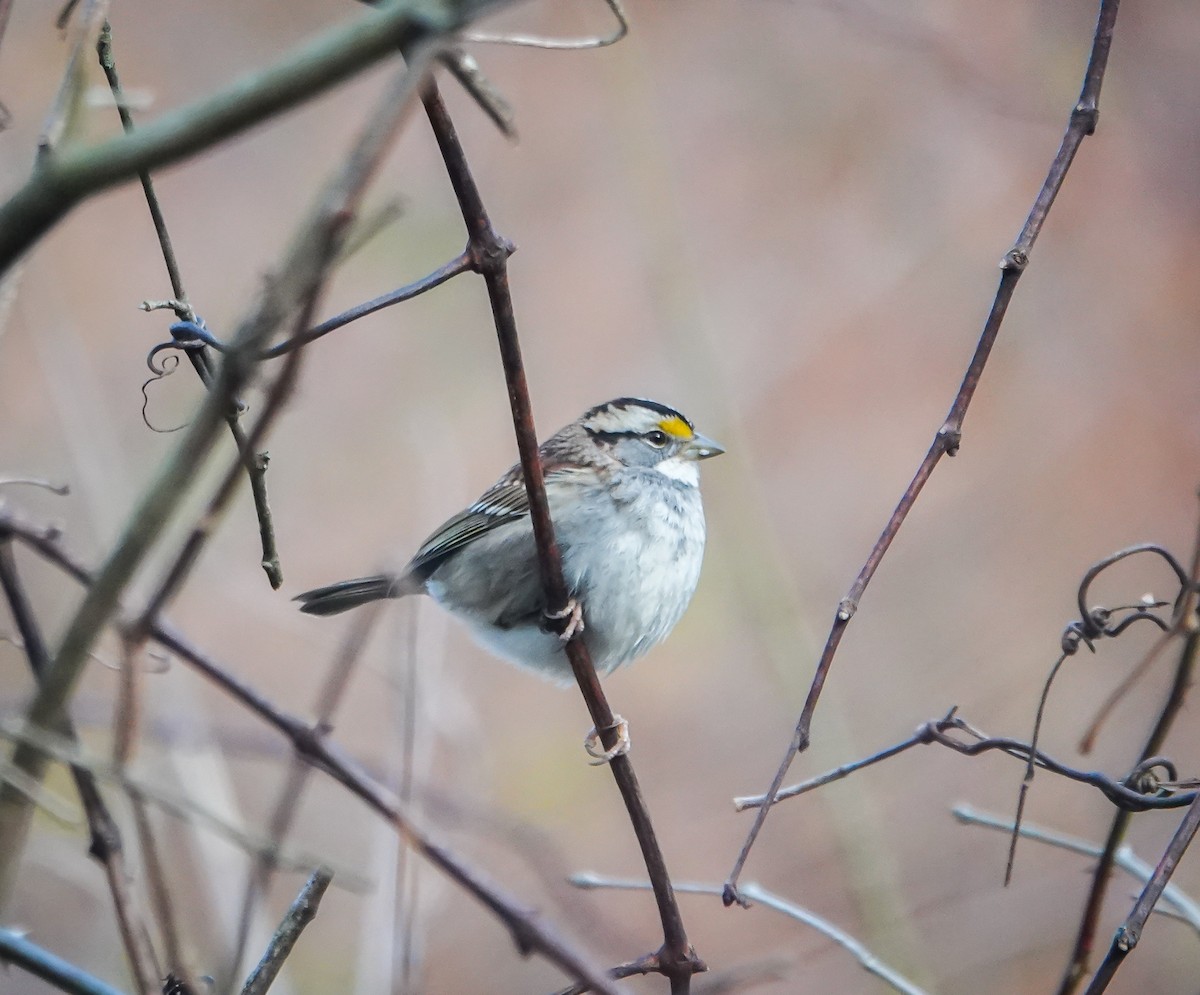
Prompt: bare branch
<box><xmin>0</xmin><ymin>0</ymin><xmax>509</xmax><ymax>274</ymax></box>
<box><xmin>953</xmin><ymin>805</ymin><xmax>1200</xmax><ymax>935</ymax></box>
<box><xmin>0</xmin><ymin>509</ymin><xmax>623</xmax><ymax>995</ymax></box>
<box><xmin>1056</xmin><ymin>506</ymin><xmax>1200</xmax><ymax>994</ymax></box>
<box><xmin>97</xmin><ymin>19</ymin><xmax>282</xmax><ymax>589</ymax></box>
<box><xmin>0</xmin><ymin>925</ymin><xmax>127</xmax><ymax>995</ymax></box>
<box><xmin>570</xmin><ymin>873</ymin><xmax>929</xmax><ymax>995</ymax></box>
<box><xmin>419</xmin><ymin>77</ymin><xmax>704</xmax><ymax>990</ymax></box>
<box><xmin>724</xmin><ymin>0</ymin><xmax>1124</xmax><ymax>905</ymax></box>
<box><xmin>1083</xmin><ymin>792</ymin><xmax>1200</xmax><ymax>994</ymax></box>
<box><xmin>240</xmin><ymin>868</ymin><xmax>334</xmax><ymax>995</ymax></box>
<box><xmin>0</xmin><ymin>541</ymin><xmax>160</xmax><ymax>993</ymax></box>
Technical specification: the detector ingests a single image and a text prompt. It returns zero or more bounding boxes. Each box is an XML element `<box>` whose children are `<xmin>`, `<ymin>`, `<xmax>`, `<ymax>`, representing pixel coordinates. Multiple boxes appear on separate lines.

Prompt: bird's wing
<box><xmin>406</xmin><ymin>461</ymin><xmax>582</xmax><ymax>578</ymax></box>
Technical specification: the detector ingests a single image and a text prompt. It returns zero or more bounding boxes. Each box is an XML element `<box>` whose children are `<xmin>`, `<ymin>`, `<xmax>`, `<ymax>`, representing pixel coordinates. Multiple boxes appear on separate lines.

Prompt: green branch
<box><xmin>0</xmin><ymin>0</ymin><xmax>501</xmax><ymax>274</ymax></box>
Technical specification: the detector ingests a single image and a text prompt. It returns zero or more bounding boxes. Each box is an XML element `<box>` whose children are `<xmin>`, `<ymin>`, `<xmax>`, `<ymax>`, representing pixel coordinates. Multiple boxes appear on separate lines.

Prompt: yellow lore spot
<box><xmin>657</xmin><ymin>416</ymin><xmax>693</xmax><ymax>440</ymax></box>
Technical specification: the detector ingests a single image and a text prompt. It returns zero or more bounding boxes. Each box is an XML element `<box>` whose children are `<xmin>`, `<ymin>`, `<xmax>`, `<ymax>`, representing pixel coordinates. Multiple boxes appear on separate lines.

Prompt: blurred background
<box><xmin>1</xmin><ymin>1</ymin><xmax>1199</xmax><ymax>992</ymax></box>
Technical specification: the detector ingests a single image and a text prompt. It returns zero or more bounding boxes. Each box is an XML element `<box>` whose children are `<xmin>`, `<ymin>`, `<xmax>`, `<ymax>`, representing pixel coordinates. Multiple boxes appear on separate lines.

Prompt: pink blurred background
<box><xmin>2</xmin><ymin>1</ymin><xmax>1199</xmax><ymax>992</ymax></box>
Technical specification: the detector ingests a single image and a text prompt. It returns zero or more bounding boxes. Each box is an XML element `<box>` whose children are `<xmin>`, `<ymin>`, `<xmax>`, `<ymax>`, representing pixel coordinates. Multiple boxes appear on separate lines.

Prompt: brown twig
<box><xmin>723</xmin><ymin>0</ymin><xmax>1124</xmax><ymax>905</ymax></box>
<box><xmin>0</xmin><ymin>542</ymin><xmax>161</xmax><ymax>994</ymax></box>
<box><xmin>129</xmin><ymin>798</ymin><xmax>191</xmax><ymax>990</ymax></box>
<box><xmin>0</xmin><ymin>35</ymin><xmax>443</xmax><ymax>922</ymax></box>
<box><xmin>1081</xmin><ymin>791</ymin><xmax>1200</xmax><ymax>995</ymax></box>
<box><xmin>419</xmin><ymin>78</ymin><xmax>703</xmax><ymax>992</ymax></box>
<box><xmin>733</xmin><ymin>709</ymin><xmax>1194</xmax><ymax>815</ymax></box>
<box><xmin>97</xmin><ymin>19</ymin><xmax>284</xmax><ymax>590</ymax></box>
<box><xmin>239</xmin><ymin>868</ymin><xmax>333</xmax><ymax>995</ymax></box>
<box><xmin>0</xmin><ymin>510</ymin><xmax>622</xmax><ymax>995</ymax></box>
<box><xmin>225</xmin><ymin>604</ymin><xmax>383</xmax><ymax>990</ymax></box>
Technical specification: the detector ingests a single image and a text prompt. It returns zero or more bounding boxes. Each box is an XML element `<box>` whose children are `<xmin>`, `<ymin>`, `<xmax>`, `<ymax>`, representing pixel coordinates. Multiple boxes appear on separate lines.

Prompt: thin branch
<box><xmin>0</xmin><ymin>510</ymin><xmax>622</xmax><ymax>995</ymax></box>
<box><xmin>240</xmin><ymin>868</ymin><xmax>334</xmax><ymax>995</ymax></box>
<box><xmin>98</xmin><ymin>18</ymin><xmax>283</xmax><ymax>589</ymax></box>
<box><xmin>438</xmin><ymin>50</ymin><xmax>516</xmax><ymax>137</ymax></box>
<box><xmin>0</xmin><ymin>926</ymin><xmax>127</xmax><ymax>995</ymax></box>
<box><xmin>732</xmin><ymin>707</ymin><xmax>962</xmax><ymax>811</ymax></box>
<box><xmin>0</xmin><ymin>0</ymin><xmax>508</xmax><ymax>275</ymax></box>
<box><xmin>0</xmin><ymin>541</ymin><xmax>160</xmax><ymax>994</ymax></box>
<box><xmin>226</xmin><ymin>604</ymin><xmax>383</xmax><ymax>990</ymax></box>
<box><xmin>953</xmin><ymin>805</ymin><xmax>1200</xmax><ymax>935</ymax></box>
<box><xmin>464</xmin><ymin>0</ymin><xmax>628</xmax><ymax>49</ymax></box>
<box><xmin>0</xmin><ymin>41</ymin><xmax>441</xmax><ymax>909</ymax></box>
<box><xmin>129</xmin><ymin>798</ymin><xmax>191</xmax><ymax>989</ymax></box>
<box><xmin>0</xmin><ymin>721</ymin><xmax>363</xmax><ymax>881</ymax></box>
<box><xmin>152</xmin><ymin>251</ymin><xmax>473</xmax><ymax>362</ymax></box>
<box><xmin>1056</xmin><ymin>506</ymin><xmax>1200</xmax><ymax>994</ymax></box>
<box><xmin>420</xmin><ymin>78</ymin><xmax>702</xmax><ymax>992</ymax></box>
<box><xmin>1007</xmin><ymin>650</ymin><xmax>1070</xmax><ymax>885</ymax></box>
<box><xmin>734</xmin><ymin>709</ymin><xmax>1195</xmax><ymax>814</ymax></box>
<box><xmin>1082</xmin><ymin>792</ymin><xmax>1200</xmax><ymax>994</ymax></box>
<box><xmin>552</xmin><ymin>953</ymin><xmax>664</xmax><ymax>995</ymax></box>
<box><xmin>263</xmin><ymin>250</ymin><xmax>473</xmax><ymax>356</ymax></box>
<box><xmin>723</xmin><ymin>0</ymin><xmax>1124</xmax><ymax>905</ymax></box>
<box><xmin>570</xmin><ymin>873</ymin><xmax>929</xmax><ymax>995</ymax></box>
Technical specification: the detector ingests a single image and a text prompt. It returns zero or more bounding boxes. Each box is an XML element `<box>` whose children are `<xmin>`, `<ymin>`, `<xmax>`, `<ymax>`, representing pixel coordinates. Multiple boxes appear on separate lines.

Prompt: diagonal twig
<box><xmin>0</xmin><ymin>0</ymin><xmax>511</xmax><ymax>275</ymax></box>
<box><xmin>419</xmin><ymin>77</ymin><xmax>703</xmax><ymax>992</ymax></box>
<box><xmin>240</xmin><ymin>868</ymin><xmax>334</xmax><ymax>995</ymax></box>
<box><xmin>723</xmin><ymin>0</ymin><xmax>1124</xmax><ymax>906</ymax></box>
<box><xmin>0</xmin><ymin>32</ymin><xmax>443</xmax><ymax>913</ymax></box>
<box><xmin>1082</xmin><ymin>791</ymin><xmax>1200</xmax><ymax>995</ymax></box>
<box><xmin>0</xmin><ymin>542</ymin><xmax>161</xmax><ymax>994</ymax></box>
<box><xmin>0</xmin><ymin>925</ymin><xmax>127</xmax><ymax>995</ymax></box>
<box><xmin>98</xmin><ymin>18</ymin><xmax>284</xmax><ymax>589</ymax></box>
<box><xmin>0</xmin><ymin>508</ymin><xmax>623</xmax><ymax>995</ymax></box>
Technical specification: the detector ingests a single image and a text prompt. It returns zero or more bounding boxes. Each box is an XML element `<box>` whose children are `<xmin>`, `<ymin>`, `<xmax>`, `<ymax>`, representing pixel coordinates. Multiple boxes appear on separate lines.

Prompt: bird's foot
<box><xmin>544</xmin><ymin>598</ymin><xmax>585</xmax><ymax>643</ymax></box>
<box><xmin>585</xmin><ymin>715</ymin><xmax>630</xmax><ymax>766</ymax></box>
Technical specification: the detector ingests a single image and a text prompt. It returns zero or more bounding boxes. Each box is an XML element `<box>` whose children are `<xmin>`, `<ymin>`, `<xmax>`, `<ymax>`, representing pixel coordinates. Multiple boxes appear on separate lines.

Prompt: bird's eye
<box><xmin>645</xmin><ymin>430</ymin><xmax>669</xmax><ymax>448</ymax></box>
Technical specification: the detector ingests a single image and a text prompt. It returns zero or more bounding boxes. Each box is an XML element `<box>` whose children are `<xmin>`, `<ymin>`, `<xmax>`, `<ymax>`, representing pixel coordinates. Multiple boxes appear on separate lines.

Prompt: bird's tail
<box><xmin>294</xmin><ymin>574</ymin><xmax>417</xmax><ymax>616</ymax></box>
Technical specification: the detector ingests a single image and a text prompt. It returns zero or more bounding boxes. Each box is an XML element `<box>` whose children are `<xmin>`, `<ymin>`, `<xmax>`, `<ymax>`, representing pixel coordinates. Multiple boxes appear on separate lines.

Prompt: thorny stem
<box><xmin>723</xmin><ymin>0</ymin><xmax>1124</xmax><ymax>905</ymax></box>
<box><xmin>420</xmin><ymin>79</ymin><xmax>701</xmax><ymax>992</ymax></box>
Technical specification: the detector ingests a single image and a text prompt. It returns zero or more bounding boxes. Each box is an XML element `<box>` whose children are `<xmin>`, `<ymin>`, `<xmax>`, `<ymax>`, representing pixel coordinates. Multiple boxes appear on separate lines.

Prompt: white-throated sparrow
<box><xmin>295</xmin><ymin>398</ymin><xmax>723</xmax><ymax>684</ymax></box>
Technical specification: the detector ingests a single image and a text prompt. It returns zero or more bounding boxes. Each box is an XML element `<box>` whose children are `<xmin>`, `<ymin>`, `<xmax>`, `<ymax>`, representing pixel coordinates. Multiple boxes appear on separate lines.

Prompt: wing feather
<box><xmin>406</xmin><ymin>461</ymin><xmax>582</xmax><ymax>578</ymax></box>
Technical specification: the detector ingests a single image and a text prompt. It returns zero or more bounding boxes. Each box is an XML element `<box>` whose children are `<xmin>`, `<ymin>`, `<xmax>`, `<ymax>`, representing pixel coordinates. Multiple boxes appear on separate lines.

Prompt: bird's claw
<box><xmin>544</xmin><ymin>598</ymin><xmax>585</xmax><ymax>643</ymax></box>
<box><xmin>585</xmin><ymin>715</ymin><xmax>630</xmax><ymax>765</ymax></box>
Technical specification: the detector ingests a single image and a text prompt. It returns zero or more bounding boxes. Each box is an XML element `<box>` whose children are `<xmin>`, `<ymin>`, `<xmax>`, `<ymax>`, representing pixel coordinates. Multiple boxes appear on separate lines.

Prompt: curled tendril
<box><xmin>1010</xmin><ymin>545</ymin><xmax>1195</xmax><ymax>881</ymax></box>
<box><xmin>1069</xmin><ymin>544</ymin><xmax>1191</xmax><ymax>649</ymax></box>
<box><xmin>141</xmin><ymin>318</ymin><xmax>222</xmax><ymax>434</ymax></box>
<box><xmin>1059</xmin><ymin>542</ymin><xmax>1190</xmax><ymax>657</ymax></box>
<box><xmin>1124</xmin><ymin>757</ymin><xmax>1178</xmax><ymax>797</ymax></box>
<box><xmin>140</xmin><ymin>353</ymin><xmax>188</xmax><ymax>434</ymax></box>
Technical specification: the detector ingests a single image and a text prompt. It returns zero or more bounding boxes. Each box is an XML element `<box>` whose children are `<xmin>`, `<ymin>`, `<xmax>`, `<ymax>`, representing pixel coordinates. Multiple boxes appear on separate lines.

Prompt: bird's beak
<box><xmin>687</xmin><ymin>432</ymin><xmax>725</xmax><ymax>460</ymax></box>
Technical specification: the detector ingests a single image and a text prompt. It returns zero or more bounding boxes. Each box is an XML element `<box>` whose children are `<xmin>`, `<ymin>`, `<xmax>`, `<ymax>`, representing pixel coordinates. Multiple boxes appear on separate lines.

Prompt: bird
<box><xmin>295</xmin><ymin>397</ymin><xmax>723</xmax><ymax>699</ymax></box>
